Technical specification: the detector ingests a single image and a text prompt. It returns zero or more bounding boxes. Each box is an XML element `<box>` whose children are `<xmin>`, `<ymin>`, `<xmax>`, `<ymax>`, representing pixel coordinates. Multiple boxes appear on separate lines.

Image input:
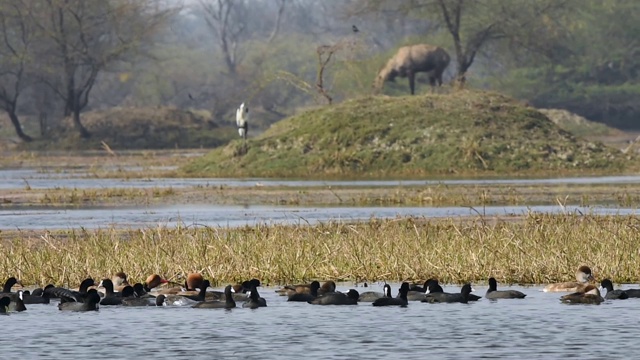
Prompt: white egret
<box><xmin>236</xmin><ymin>102</ymin><xmax>249</xmax><ymax>140</ymax></box>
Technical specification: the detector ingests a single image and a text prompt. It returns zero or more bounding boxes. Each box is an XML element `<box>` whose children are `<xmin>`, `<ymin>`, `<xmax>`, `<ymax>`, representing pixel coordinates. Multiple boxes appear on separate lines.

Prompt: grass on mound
<box><xmin>538</xmin><ymin>108</ymin><xmax>623</xmax><ymax>137</ymax></box>
<box><xmin>18</xmin><ymin>107</ymin><xmax>237</xmax><ymax>151</ymax></box>
<box><xmin>2</xmin><ymin>214</ymin><xmax>640</xmax><ymax>286</ymax></box>
<box><xmin>184</xmin><ymin>90</ymin><xmax>633</xmax><ymax>178</ymax></box>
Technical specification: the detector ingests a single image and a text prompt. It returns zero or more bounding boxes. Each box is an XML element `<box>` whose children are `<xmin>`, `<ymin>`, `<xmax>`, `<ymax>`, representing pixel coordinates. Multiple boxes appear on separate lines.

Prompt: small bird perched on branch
<box><xmin>236</xmin><ymin>102</ymin><xmax>249</xmax><ymax>141</ymax></box>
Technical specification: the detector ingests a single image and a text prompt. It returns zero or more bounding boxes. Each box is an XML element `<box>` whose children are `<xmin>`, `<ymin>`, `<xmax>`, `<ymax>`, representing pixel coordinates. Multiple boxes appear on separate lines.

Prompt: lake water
<box><xmin>2</xmin><ymin>282</ymin><xmax>639</xmax><ymax>359</ymax></box>
<box><xmin>1</xmin><ymin>204</ymin><xmax>636</xmax><ymax>230</ymax></box>
<box><xmin>2</xmin><ymin>169</ymin><xmax>640</xmax><ymax>190</ymax></box>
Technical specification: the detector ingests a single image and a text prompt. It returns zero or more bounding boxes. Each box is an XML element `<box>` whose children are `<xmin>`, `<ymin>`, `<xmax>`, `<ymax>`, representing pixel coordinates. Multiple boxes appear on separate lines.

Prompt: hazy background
<box><xmin>0</xmin><ymin>0</ymin><xmax>638</xmax><ymax>142</ymax></box>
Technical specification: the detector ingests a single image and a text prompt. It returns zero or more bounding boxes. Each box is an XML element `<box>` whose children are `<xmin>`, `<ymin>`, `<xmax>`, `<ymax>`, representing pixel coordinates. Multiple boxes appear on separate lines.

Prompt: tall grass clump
<box><xmin>2</xmin><ymin>214</ymin><xmax>640</xmax><ymax>287</ymax></box>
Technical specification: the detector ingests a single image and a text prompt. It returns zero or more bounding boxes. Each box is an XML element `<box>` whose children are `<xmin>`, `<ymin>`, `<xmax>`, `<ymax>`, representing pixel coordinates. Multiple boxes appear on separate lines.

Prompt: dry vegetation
<box><xmin>3</xmin><ymin>182</ymin><xmax>640</xmax><ymax>208</ymax></box>
<box><xmin>3</xmin><ymin>214</ymin><xmax>640</xmax><ymax>287</ymax></box>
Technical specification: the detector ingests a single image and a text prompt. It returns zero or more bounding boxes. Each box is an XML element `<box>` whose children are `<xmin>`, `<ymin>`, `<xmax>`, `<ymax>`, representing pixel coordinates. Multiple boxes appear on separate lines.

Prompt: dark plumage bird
<box><xmin>193</xmin><ymin>285</ymin><xmax>236</xmax><ymax>309</ymax></box>
<box><xmin>309</xmin><ymin>289</ymin><xmax>359</xmax><ymax>305</ymax></box>
<box><xmin>58</xmin><ymin>290</ymin><xmax>101</xmax><ymax>311</ymax></box>
<box><xmin>99</xmin><ymin>279</ymin><xmax>131</xmax><ymax>306</ymax></box>
<box><xmin>560</xmin><ymin>285</ymin><xmax>605</xmax><ymax>305</ymax></box>
<box><xmin>0</xmin><ymin>277</ymin><xmax>22</xmax><ymax>295</ymax></box>
<box><xmin>621</xmin><ymin>287</ymin><xmax>640</xmax><ymax>298</ymax></box>
<box><xmin>188</xmin><ymin>93</ymin><xmax>194</xmax><ymax>100</ymax></box>
<box><xmin>373</xmin><ymin>282</ymin><xmax>409</xmax><ymax>307</ymax></box>
<box><xmin>0</xmin><ymin>296</ymin><xmax>10</xmax><ymax>314</ymax></box>
<box><xmin>179</xmin><ymin>280</ymin><xmax>211</xmax><ymax>302</ymax></box>
<box><xmin>600</xmin><ymin>279</ymin><xmax>628</xmax><ymax>300</ymax></box>
<box><xmin>485</xmin><ymin>278</ymin><xmax>527</xmax><ymax>300</ymax></box>
<box><xmin>45</xmin><ymin>278</ymin><xmax>97</xmax><ymax>303</ymax></box>
<box><xmin>359</xmin><ymin>283</ymin><xmax>391</xmax><ymax>302</ymax></box>
<box><xmin>21</xmin><ymin>287</ymin><xmax>50</xmax><ymax>304</ymax></box>
<box><xmin>8</xmin><ymin>290</ymin><xmax>27</xmax><ymax>312</ymax></box>
<box><xmin>243</xmin><ymin>285</ymin><xmax>267</xmax><ymax>309</ymax></box>
<box><xmin>422</xmin><ymin>283</ymin><xmax>477</xmax><ymax>304</ymax></box>
<box><xmin>352</xmin><ymin>25</ymin><xmax>359</xmax><ymax>33</ymax></box>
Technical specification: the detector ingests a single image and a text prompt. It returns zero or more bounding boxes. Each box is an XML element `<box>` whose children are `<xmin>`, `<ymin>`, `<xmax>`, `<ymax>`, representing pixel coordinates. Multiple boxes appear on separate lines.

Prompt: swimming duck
<box><xmin>277</xmin><ymin>280</ymin><xmax>336</xmax><ymax>297</ymax></box>
<box><xmin>21</xmin><ymin>287</ymin><xmax>51</xmax><ymax>304</ymax></box>
<box><xmin>58</xmin><ymin>290</ymin><xmax>101</xmax><ymax>311</ymax></box>
<box><xmin>185</xmin><ymin>273</ymin><xmax>205</xmax><ymax>291</ymax></box>
<box><xmin>288</xmin><ymin>281</ymin><xmax>321</xmax><ymax>302</ymax></box>
<box><xmin>112</xmin><ymin>272</ymin><xmax>130</xmax><ymax>292</ymax></box>
<box><xmin>600</xmin><ymin>279</ymin><xmax>628</xmax><ymax>300</ymax></box>
<box><xmin>193</xmin><ymin>285</ymin><xmax>236</xmax><ymax>309</ymax></box>
<box><xmin>98</xmin><ymin>279</ymin><xmax>123</xmax><ymax>305</ymax></box>
<box><xmin>0</xmin><ymin>297</ymin><xmax>10</xmax><ymax>314</ymax></box>
<box><xmin>422</xmin><ymin>284</ymin><xmax>476</xmax><ymax>304</ymax></box>
<box><xmin>8</xmin><ymin>290</ymin><xmax>27</xmax><ymax>312</ymax></box>
<box><xmin>143</xmin><ymin>274</ymin><xmax>169</xmax><ymax>293</ymax></box>
<box><xmin>560</xmin><ymin>285</ymin><xmax>604</xmax><ymax>304</ymax></box>
<box><xmin>359</xmin><ymin>283</ymin><xmax>391</xmax><ymax>302</ymax></box>
<box><xmin>308</xmin><ymin>289</ymin><xmax>359</xmax><ymax>305</ymax></box>
<box><xmin>373</xmin><ymin>283</ymin><xmax>409</xmax><ymax>307</ymax></box>
<box><xmin>485</xmin><ymin>278</ymin><xmax>527</xmax><ymax>300</ymax></box>
<box><xmin>178</xmin><ymin>280</ymin><xmax>211</xmax><ymax>302</ymax></box>
<box><xmin>543</xmin><ymin>266</ymin><xmax>594</xmax><ymax>292</ymax></box>
<box><xmin>0</xmin><ymin>277</ymin><xmax>22</xmax><ymax>295</ymax></box>
<box><xmin>620</xmin><ymin>287</ymin><xmax>640</xmax><ymax>298</ymax></box>
<box><xmin>242</xmin><ymin>285</ymin><xmax>267</xmax><ymax>309</ymax></box>
<box><xmin>122</xmin><ymin>291</ymin><xmax>156</xmax><ymax>307</ymax></box>
<box><xmin>45</xmin><ymin>278</ymin><xmax>97</xmax><ymax>303</ymax></box>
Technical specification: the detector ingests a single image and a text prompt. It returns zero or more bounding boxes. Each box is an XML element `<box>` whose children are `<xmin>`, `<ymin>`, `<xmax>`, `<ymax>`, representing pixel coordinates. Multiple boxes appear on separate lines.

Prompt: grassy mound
<box><xmin>184</xmin><ymin>90</ymin><xmax>633</xmax><ymax>178</ymax></box>
<box><xmin>538</xmin><ymin>108</ymin><xmax>623</xmax><ymax>137</ymax></box>
<box><xmin>17</xmin><ymin>107</ymin><xmax>236</xmax><ymax>151</ymax></box>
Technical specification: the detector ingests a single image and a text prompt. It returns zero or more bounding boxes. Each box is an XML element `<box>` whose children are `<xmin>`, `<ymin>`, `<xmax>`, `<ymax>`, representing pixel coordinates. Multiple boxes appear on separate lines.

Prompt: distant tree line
<box><xmin>0</xmin><ymin>0</ymin><xmax>637</xmax><ymax>143</ymax></box>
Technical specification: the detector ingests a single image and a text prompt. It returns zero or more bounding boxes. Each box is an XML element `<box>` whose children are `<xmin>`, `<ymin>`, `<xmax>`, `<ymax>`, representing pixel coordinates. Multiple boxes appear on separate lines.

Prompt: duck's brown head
<box><xmin>185</xmin><ymin>273</ymin><xmax>204</xmax><ymax>291</ymax></box>
<box><xmin>145</xmin><ymin>274</ymin><xmax>168</xmax><ymax>289</ymax></box>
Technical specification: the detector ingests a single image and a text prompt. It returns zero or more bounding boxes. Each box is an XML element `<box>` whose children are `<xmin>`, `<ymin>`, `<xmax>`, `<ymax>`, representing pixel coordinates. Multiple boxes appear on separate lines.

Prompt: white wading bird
<box><xmin>236</xmin><ymin>102</ymin><xmax>249</xmax><ymax>141</ymax></box>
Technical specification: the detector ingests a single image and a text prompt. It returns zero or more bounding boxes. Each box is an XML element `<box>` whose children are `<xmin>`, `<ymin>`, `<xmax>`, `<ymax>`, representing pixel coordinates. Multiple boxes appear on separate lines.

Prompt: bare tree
<box><xmin>0</xmin><ymin>1</ymin><xmax>34</xmax><ymax>141</ymax></box>
<box><xmin>199</xmin><ymin>0</ymin><xmax>248</xmax><ymax>75</ymax></box>
<box><xmin>27</xmin><ymin>0</ymin><xmax>174</xmax><ymax>138</ymax></box>
<box><xmin>267</xmin><ymin>0</ymin><xmax>286</xmax><ymax>44</ymax></box>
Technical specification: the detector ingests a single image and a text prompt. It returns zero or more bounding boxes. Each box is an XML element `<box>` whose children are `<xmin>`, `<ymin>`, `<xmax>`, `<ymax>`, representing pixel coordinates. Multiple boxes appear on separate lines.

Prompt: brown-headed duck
<box><xmin>543</xmin><ymin>266</ymin><xmax>594</xmax><ymax>292</ymax></box>
<box><xmin>277</xmin><ymin>280</ymin><xmax>336</xmax><ymax>297</ymax></box>
<box><xmin>288</xmin><ymin>281</ymin><xmax>321</xmax><ymax>302</ymax></box>
<box><xmin>143</xmin><ymin>274</ymin><xmax>169</xmax><ymax>293</ymax></box>
<box><xmin>560</xmin><ymin>285</ymin><xmax>605</xmax><ymax>304</ymax></box>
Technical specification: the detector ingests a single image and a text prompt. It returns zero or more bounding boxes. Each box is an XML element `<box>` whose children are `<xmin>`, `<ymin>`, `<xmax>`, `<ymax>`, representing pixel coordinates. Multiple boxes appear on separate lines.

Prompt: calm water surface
<box><xmin>1</xmin><ymin>283</ymin><xmax>639</xmax><ymax>359</ymax></box>
<box><xmin>1</xmin><ymin>204</ymin><xmax>636</xmax><ymax>230</ymax></box>
<box><xmin>2</xmin><ymin>169</ymin><xmax>640</xmax><ymax>190</ymax></box>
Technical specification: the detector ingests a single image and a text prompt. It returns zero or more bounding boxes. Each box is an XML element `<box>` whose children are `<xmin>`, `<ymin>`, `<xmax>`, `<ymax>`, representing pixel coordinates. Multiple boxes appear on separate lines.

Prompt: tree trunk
<box><xmin>7</xmin><ymin>110</ymin><xmax>33</xmax><ymax>142</ymax></box>
<box><xmin>73</xmin><ymin>107</ymin><xmax>91</xmax><ymax>139</ymax></box>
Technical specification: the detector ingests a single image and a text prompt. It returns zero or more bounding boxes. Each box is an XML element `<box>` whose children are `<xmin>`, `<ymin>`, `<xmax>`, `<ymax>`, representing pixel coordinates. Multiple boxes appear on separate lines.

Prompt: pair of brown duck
<box><xmin>545</xmin><ymin>266</ymin><xmax>640</xmax><ymax>304</ymax></box>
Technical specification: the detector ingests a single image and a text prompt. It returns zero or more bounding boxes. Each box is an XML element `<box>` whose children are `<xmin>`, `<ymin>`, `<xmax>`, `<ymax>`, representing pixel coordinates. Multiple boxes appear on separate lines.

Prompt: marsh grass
<box><xmin>3</xmin><ymin>214</ymin><xmax>640</xmax><ymax>287</ymax></box>
<box><xmin>5</xmin><ymin>183</ymin><xmax>639</xmax><ymax>208</ymax></box>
